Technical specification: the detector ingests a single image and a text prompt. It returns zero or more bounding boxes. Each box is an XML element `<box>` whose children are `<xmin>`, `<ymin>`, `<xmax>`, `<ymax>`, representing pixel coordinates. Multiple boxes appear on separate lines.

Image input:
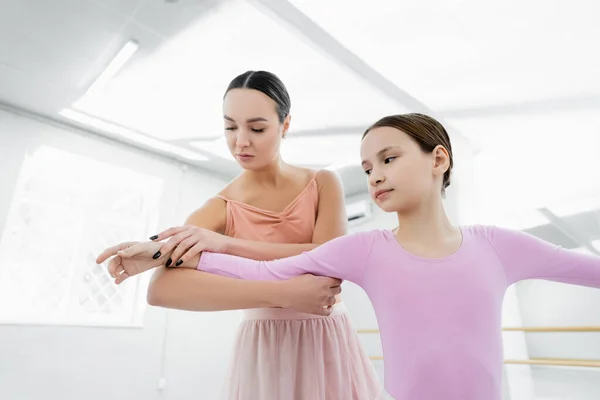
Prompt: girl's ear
<box><xmin>432</xmin><ymin>145</ymin><xmax>450</xmax><ymax>176</ymax></box>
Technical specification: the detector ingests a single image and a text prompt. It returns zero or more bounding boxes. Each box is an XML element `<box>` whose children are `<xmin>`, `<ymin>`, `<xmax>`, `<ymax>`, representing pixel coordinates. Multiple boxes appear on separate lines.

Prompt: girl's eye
<box><xmin>225</xmin><ymin>127</ymin><xmax>236</xmax><ymax>131</ymax></box>
<box><xmin>364</xmin><ymin>169</ymin><xmax>372</xmax><ymax>175</ymax></box>
<box><xmin>384</xmin><ymin>156</ymin><xmax>396</xmax><ymax>164</ymax></box>
<box><xmin>251</xmin><ymin>128</ymin><xmax>265</xmax><ymax>133</ymax></box>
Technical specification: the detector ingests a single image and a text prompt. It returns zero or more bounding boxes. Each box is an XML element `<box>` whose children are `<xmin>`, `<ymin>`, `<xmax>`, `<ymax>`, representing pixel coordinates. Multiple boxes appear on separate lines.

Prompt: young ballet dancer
<box><xmin>97</xmin><ymin>71</ymin><xmax>383</xmax><ymax>399</ymax></box>
<box><xmin>114</xmin><ymin>113</ymin><xmax>600</xmax><ymax>399</ymax></box>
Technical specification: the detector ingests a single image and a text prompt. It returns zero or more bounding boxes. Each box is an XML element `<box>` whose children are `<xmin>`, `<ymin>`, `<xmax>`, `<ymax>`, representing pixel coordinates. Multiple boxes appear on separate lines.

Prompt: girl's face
<box><xmin>360</xmin><ymin>126</ymin><xmax>448</xmax><ymax>213</ymax></box>
<box><xmin>223</xmin><ymin>88</ymin><xmax>290</xmax><ymax>169</ymax></box>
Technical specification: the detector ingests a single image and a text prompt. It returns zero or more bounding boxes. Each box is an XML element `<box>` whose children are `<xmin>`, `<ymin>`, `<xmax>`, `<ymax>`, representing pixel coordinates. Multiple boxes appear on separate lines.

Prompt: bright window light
<box><xmin>0</xmin><ymin>145</ymin><xmax>161</xmax><ymax>326</ymax></box>
<box><xmin>60</xmin><ymin>109</ymin><xmax>208</xmax><ymax>162</ymax></box>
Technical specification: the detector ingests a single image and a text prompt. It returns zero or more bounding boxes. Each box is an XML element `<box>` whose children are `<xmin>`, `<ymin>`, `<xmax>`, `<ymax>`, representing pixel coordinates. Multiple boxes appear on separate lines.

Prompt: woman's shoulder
<box><xmin>216</xmin><ymin>176</ymin><xmax>242</xmax><ymax>201</ymax></box>
<box><xmin>289</xmin><ymin>165</ymin><xmax>320</xmax><ymax>183</ymax></box>
<box><xmin>307</xmin><ymin>168</ymin><xmax>343</xmax><ymax>194</ymax></box>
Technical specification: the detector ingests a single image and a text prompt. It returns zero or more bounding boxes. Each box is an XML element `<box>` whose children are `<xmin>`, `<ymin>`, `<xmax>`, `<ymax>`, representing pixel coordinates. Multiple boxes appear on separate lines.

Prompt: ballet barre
<box><xmin>360</xmin><ymin>327</ymin><xmax>600</xmax><ymax>368</ymax></box>
<box><xmin>367</xmin><ymin>356</ymin><xmax>600</xmax><ymax>368</ymax></box>
<box><xmin>358</xmin><ymin>326</ymin><xmax>600</xmax><ymax>334</ymax></box>
<box><xmin>504</xmin><ymin>358</ymin><xmax>600</xmax><ymax>368</ymax></box>
<box><xmin>502</xmin><ymin>326</ymin><xmax>600</xmax><ymax>332</ymax></box>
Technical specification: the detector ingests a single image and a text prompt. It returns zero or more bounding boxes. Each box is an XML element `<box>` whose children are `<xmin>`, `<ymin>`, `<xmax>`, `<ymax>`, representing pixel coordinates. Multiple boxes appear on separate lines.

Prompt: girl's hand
<box><xmin>101</xmin><ymin>241</ymin><xmax>167</xmax><ymax>284</ymax></box>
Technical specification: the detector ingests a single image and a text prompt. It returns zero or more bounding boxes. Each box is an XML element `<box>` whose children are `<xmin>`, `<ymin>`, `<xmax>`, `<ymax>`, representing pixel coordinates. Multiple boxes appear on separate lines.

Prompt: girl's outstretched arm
<box><xmin>487</xmin><ymin>226</ymin><xmax>600</xmax><ymax>287</ymax></box>
<box><xmin>194</xmin><ymin>231</ymin><xmax>376</xmax><ymax>287</ymax></box>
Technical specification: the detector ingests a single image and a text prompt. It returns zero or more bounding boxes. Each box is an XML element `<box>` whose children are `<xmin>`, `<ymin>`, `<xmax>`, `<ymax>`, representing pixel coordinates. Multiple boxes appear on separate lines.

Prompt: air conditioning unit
<box><xmin>346</xmin><ymin>199</ymin><xmax>373</xmax><ymax>225</ymax></box>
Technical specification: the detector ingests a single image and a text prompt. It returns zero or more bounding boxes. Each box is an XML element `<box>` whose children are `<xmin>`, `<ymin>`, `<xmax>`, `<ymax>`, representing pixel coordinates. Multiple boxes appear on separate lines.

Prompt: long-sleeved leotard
<box><xmin>197</xmin><ymin>225</ymin><xmax>600</xmax><ymax>400</ymax></box>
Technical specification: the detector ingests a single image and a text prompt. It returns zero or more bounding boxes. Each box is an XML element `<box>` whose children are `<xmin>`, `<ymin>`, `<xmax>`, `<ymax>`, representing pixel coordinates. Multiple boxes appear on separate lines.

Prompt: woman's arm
<box><xmin>148</xmin><ymin>265</ymin><xmax>341</xmax><ymax>315</ymax></box>
<box><xmin>194</xmin><ymin>231</ymin><xmax>376</xmax><ymax>286</ymax></box>
<box><xmin>148</xmin><ymin>170</ymin><xmax>348</xmax><ymax>311</ymax></box>
<box><xmin>148</xmin><ymin>268</ymin><xmax>282</xmax><ymax>311</ymax></box>
<box><xmin>147</xmin><ymin>197</ymin><xmax>323</xmax><ymax>312</ymax></box>
<box><xmin>147</xmin><ymin>197</ymin><xmax>277</xmax><ymax>310</ymax></box>
<box><xmin>488</xmin><ymin>226</ymin><xmax>600</xmax><ymax>288</ymax></box>
<box><xmin>147</xmin><ymin>196</ymin><xmax>343</xmax><ymax>315</ymax></box>
<box><xmin>223</xmin><ymin>170</ymin><xmax>348</xmax><ymax>260</ymax></box>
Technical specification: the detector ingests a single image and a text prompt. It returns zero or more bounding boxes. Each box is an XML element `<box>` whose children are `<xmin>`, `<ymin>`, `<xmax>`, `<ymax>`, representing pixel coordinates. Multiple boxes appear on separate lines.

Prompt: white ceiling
<box><xmin>0</xmin><ymin>0</ymin><xmax>599</xmax><ymax>205</ymax></box>
<box><xmin>290</xmin><ymin>0</ymin><xmax>600</xmax><ymax>109</ymax></box>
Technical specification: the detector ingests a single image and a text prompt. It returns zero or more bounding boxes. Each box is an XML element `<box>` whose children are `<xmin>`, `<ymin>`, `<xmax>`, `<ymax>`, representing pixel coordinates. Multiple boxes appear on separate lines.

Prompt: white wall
<box><xmin>516</xmin><ymin>279</ymin><xmax>600</xmax><ymax>400</ymax></box>
<box><xmin>0</xmin><ymin>108</ymin><xmax>241</xmax><ymax>400</ymax></box>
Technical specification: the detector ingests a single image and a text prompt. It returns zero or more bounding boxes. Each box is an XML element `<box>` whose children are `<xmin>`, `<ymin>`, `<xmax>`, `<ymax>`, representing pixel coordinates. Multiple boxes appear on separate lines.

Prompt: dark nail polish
<box><xmin>165</xmin><ymin>258</ymin><xmax>172</xmax><ymax>268</ymax></box>
<box><xmin>153</xmin><ymin>251</ymin><xmax>161</xmax><ymax>259</ymax></box>
<box><xmin>149</xmin><ymin>235</ymin><xmax>158</xmax><ymax>240</ymax></box>
<box><xmin>175</xmin><ymin>260</ymin><xmax>183</xmax><ymax>267</ymax></box>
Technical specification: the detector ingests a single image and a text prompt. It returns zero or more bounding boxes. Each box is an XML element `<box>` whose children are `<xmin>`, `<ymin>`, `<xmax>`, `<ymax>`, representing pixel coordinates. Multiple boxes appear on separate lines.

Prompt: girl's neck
<box><xmin>394</xmin><ymin>194</ymin><xmax>459</xmax><ymax>245</ymax></box>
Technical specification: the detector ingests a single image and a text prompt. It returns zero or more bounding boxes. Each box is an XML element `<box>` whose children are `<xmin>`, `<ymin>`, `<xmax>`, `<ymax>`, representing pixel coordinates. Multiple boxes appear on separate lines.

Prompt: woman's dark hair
<box><xmin>224</xmin><ymin>71</ymin><xmax>291</xmax><ymax>123</ymax></box>
<box><xmin>362</xmin><ymin>113</ymin><xmax>453</xmax><ymax>195</ymax></box>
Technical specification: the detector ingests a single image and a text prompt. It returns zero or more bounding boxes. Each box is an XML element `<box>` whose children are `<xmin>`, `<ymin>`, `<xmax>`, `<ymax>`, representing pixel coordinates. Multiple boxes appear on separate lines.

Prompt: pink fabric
<box><xmin>215</xmin><ymin>171</ymin><xmax>383</xmax><ymax>400</ymax></box>
<box><xmin>199</xmin><ymin>225</ymin><xmax>600</xmax><ymax>400</ymax></box>
<box><xmin>224</xmin><ymin>303</ymin><xmax>384</xmax><ymax>400</ymax></box>
<box><xmin>216</xmin><ymin>173</ymin><xmax>319</xmax><ymax>244</ymax></box>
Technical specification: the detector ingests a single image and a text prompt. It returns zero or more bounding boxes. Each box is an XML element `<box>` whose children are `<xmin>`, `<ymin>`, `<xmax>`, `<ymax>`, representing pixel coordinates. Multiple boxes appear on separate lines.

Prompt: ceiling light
<box><xmin>60</xmin><ymin>109</ymin><xmax>208</xmax><ymax>162</ymax></box>
<box><xmin>86</xmin><ymin>40</ymin><xmax>139</xmax><ymax>95</ymax></box>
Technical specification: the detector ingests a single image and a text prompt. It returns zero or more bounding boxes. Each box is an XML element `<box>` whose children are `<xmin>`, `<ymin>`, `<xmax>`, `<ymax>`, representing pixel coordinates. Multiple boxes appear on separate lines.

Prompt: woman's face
<box><xmin>223</xmin><ymin>88</ymin><xmax>290</xmax><ymax>169</ymax></box>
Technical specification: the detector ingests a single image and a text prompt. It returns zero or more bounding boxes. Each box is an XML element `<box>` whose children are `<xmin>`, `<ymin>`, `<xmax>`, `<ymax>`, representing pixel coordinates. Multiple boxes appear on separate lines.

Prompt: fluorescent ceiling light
<box><xmin>86</xmin><ymin>40</ymin><xmax>139</xmax><ymax>95</ymax></box>
<box><xmin>60</xmin><ymin>109</ymin><xmax>208</xmax><ymax>162</ymax></box>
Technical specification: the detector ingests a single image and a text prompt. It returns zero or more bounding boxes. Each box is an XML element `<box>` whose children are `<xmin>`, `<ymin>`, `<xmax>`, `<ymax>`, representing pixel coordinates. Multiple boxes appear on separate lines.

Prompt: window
<box><xmin>0</xmin><ymin>145</ymin><xmax>163</xmax><ymax>327</ymax></box>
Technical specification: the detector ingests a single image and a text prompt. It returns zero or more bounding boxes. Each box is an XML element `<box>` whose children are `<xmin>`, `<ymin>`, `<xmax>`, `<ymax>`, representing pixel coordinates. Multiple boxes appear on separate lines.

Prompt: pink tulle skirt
<box><xmin>220</xmin><ymin>302</ymin><xmax>386</xmax><ymax>400</ymax></box>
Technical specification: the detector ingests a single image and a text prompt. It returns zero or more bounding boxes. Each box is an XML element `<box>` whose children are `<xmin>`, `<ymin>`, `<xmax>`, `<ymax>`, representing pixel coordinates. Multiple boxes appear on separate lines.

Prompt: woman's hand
<box><xmin>97</xmin><ymin>241</ymin><xmax>168</xmax><ymax>284</ymax></box>
<box><xmin>279</xmin><ymin>275</ymin><xmax>343</xmax><ymax>315</ymax></box>
<box><xmin>149</xmin><ymin>225</ymin><xmax>232</xmax><ymax>267</ymax></box>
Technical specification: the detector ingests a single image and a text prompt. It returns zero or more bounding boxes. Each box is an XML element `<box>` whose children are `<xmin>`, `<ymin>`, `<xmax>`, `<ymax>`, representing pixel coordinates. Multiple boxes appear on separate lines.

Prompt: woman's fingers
<box><xmin>149</xmin><ymin>226</ymin><xmax>189</xmax><ymax>241</ymax></box>
<box><xmin>313</xmin><ymin>305</ymin><xmax>333</xmax><ymax>316</ymax></box>
<box><xmin>170</xmin><ymin>237</ymin><xmax>199</xmax><ymax>266</ymax></box>
<box><xmin>176</xmin><ymin>243</ymin><xmax>205</xmax><ymax>266</ymax></box>
<box><xmin>157</xmin><ymin>229</ymin><xmax>194</xmax><ymax>257</ymax></box>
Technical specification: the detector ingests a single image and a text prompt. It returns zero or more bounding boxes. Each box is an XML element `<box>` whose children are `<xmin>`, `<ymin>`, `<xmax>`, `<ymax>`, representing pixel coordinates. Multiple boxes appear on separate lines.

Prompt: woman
<box><xmin>98</xmin><ymin>71</ymin><xmax>383</xmax><ymax>399</ymax></box>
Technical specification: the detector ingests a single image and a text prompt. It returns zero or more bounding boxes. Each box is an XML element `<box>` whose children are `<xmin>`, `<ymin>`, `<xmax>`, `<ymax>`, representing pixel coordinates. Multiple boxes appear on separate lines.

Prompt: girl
<box><xmin>144</xmin><ymin>113</ymin><xmax>600</xmax><ymax>399</ymax></box>
<box><xmin>98</xmin><ymin>71</ymin><xmax>383</xmax><ymax>399</ymax></box>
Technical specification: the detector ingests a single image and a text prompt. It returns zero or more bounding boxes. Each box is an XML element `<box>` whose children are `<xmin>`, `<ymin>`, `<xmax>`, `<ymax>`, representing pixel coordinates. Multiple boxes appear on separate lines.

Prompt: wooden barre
<box><xmin>505</xmin><ymin>358</ymin><xmax>600</xmax><ymax>368</ymax></box>
<box><xmin>358</xmin><ymin>326</ymin><xmax>600</xmax><ymax>334</ymax></box>
<box><xmin>503</xmin><ymin>326</ymin><xmax>600</xmax><ymax>332</ymax></box>
<box><xmin>368</xmin><ymin>356</ymin><xmax>600</xmax><ymax>368</ymax></box>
